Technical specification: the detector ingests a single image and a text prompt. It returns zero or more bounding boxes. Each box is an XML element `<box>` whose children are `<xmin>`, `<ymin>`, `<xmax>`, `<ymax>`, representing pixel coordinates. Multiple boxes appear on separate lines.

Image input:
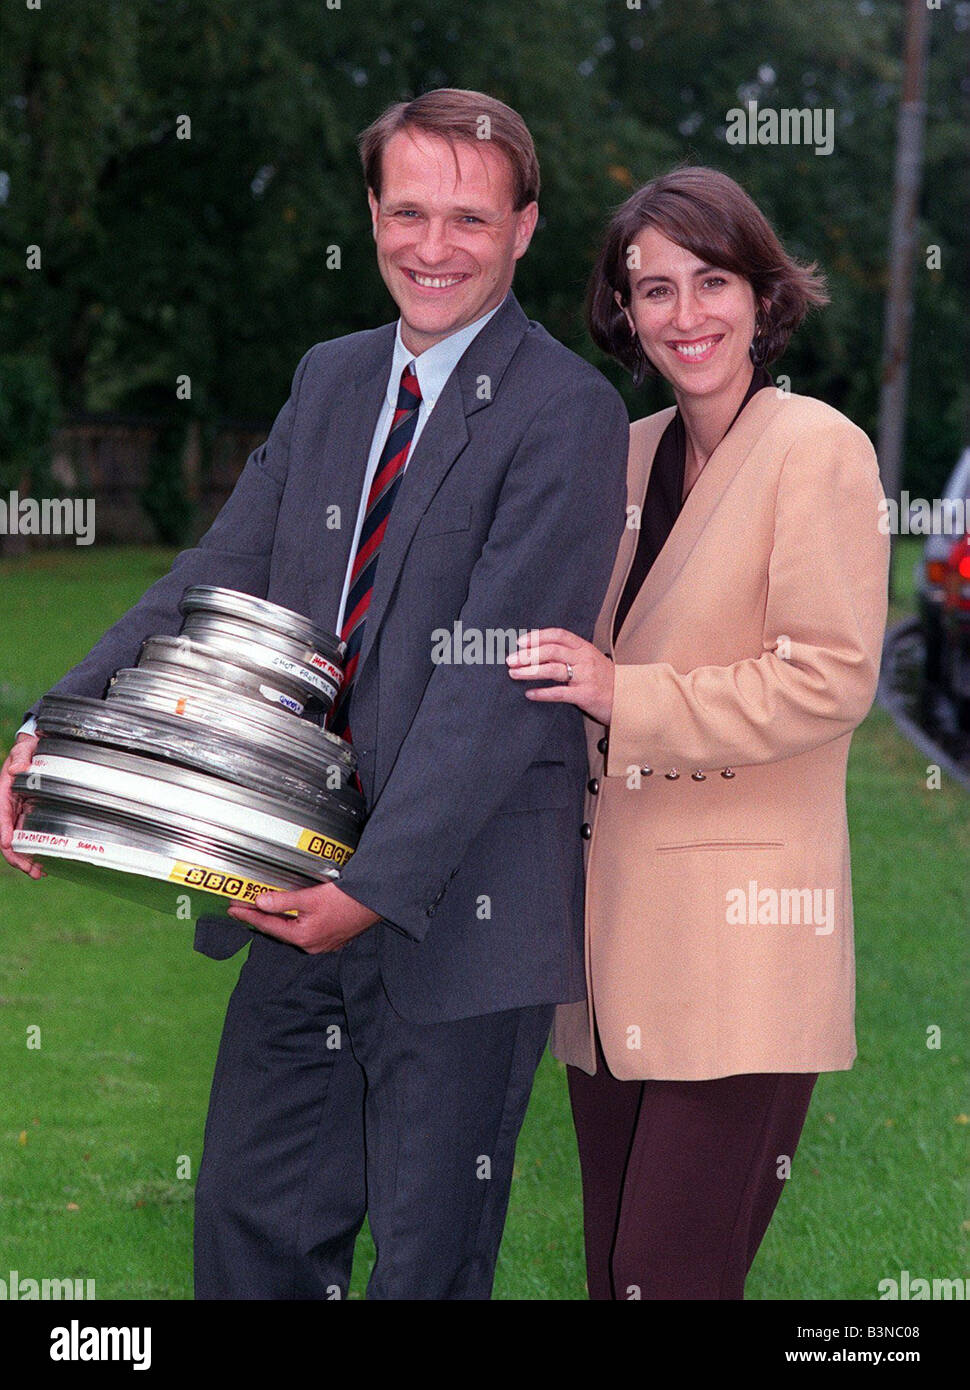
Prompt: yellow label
<box><xmin>296</xmin><ymin>829</ymin><xmax>355</xmax><ymax>867</ymax></box>
<box><xmin>169</xmin><ymin>860</ymin><xmax>285</xmax><ymax>905</ymax></box>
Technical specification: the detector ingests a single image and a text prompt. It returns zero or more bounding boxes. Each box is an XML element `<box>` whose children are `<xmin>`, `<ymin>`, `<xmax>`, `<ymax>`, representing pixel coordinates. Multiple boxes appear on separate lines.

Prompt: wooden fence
<box><xmin>0</xmin><ymin>415</ymin><xmax>267</xmax><ymax>555</ymax></box>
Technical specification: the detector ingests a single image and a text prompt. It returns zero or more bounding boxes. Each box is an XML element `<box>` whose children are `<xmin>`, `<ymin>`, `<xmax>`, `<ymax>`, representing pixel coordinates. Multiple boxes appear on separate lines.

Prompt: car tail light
<box><xmin>943</xmin><ymin>534</ymin><xmax>970</xmax><ymax>610</ymax></box>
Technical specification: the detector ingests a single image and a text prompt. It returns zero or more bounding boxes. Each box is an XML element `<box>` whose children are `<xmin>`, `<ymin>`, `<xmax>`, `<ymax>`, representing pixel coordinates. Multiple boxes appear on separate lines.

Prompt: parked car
<box><xmin>917</xmin><ymin>448</ymin><xmax>970</xmax><ymax>688</ymax></box>
<box><xmin>942</xmin><ymin>529</ymin><xmax>970</xmax><ymax>731</ymax></box>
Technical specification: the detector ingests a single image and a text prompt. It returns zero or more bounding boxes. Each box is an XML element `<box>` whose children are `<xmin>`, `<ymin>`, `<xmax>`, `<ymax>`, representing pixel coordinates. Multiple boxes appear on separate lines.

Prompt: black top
<box><xmin>612</xmin><ymin>365</ymin><xmax>773</xmax><ymax>644</ymax></box>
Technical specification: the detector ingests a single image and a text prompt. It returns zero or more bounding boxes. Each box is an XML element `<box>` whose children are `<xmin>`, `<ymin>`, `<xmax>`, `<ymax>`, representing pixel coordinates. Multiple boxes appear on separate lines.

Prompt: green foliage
<box><xmin>1</xmin><ymin>0</ymin><xmax>967</xmax><ymax>495</ymax></box>
<box><xmin>140</xmin><ymin>417</ymin><xmax>195</xmax><ymax>546</ymax></box>
<box><xmin>0</xmin><ymin>353</ymin><xmax>59</xmax><ymax>494</ymax></box>
<box><xmin>116</xmin><ymin>379</ymin><xmax>196</xmax><ymax>546</ymax></box>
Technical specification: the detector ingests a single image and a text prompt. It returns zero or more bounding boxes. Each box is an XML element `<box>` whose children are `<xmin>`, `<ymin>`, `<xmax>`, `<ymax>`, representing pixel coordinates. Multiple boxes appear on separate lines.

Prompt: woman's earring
<box><xmin>749</xmin><ymin>309</ymin><xmax>769</xmax><ymax>367</ymax></box>
<box><xmin>630</xmin><ymin>325</ymin><xmax>648</xmax><ymax>388</ymax></box>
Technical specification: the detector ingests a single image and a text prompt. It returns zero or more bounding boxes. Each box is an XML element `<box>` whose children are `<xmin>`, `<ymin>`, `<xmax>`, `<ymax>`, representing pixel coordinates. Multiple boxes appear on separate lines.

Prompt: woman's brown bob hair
<box><xmin>359</xmin><ymin>88</ymin><xmax>540</xmax><ymax>212</ymax></box>
<box><xmin>587</xmin><ymin>166</ymin><xmax>828</xmax><ymax>382</ymax></box>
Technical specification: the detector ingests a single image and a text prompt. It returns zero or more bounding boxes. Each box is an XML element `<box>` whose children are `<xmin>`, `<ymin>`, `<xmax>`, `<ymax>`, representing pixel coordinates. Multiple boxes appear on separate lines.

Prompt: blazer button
<box><xmin>721</xmin><ymin>768</ymin><xmax>736</xmax><ymax>779</ymax></box>
<box><xmin>664</xmin><ymin>769</ymin><xmax>680</xmax><ymax>780</ymax></box>
<box><xmin>597</xmin><ymin>736</ymin><xmax>608</xmax><ymax>755</ymax></box>
<box><xmin>426</xmin><ymin>904</ymin><xmax>437</xmax><ymax>917</ymax></box>
<box><xmin>691</xmin><ymin>770</ymin><xmax>706</xmax><ymax>781</ymax></box>
<box><xmin>587</xmin><ymin>778</ymin><xmax>599</xmax><ymax>794</ymax></box>
<box><xmin>640</xmin><ymin>765</ymin><xmax>653</xmax><ymax>777</ymax></box>
<box><xmin>580</xmin><ymin>822</ymin><xmax>592</xmax><ymax>839</ymax></box>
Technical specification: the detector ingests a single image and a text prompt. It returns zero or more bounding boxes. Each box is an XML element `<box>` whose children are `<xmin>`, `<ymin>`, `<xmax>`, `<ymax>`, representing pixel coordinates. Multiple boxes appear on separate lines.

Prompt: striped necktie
<box><xmin>328</xmin><ymin>360</ymin><xmax>422</xmax><ymax>743</ymax></box>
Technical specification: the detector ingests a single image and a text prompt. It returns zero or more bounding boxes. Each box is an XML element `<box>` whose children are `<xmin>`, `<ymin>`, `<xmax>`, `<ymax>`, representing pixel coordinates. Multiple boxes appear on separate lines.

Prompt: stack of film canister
<box><xmin>11</xmin><ymin>587</ymin><xmax>365</xmax><ymax>918</ymax></box>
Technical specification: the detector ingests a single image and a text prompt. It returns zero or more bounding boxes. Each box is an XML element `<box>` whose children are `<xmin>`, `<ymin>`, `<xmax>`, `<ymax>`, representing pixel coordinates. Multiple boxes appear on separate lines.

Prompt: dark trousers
<box><xmin>193</xmin><ymin>926</ymin><xmax>553</xmax><ymax>1300</ymax></box>
<box><xmin>567</xmin><ymin>1031</ymin><xmax>817</xmax><ymax>1300</ymax></box>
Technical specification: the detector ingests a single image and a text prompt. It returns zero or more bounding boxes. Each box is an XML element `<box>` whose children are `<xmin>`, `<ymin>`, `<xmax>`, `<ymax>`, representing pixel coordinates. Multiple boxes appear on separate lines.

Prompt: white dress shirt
<box><xmin>333</xmin><ymin>297</ymin><xmax>502</xmax><ymax>635</ymax></box>
<box><xmin>17</xmin><ymin>295</ymin><xmax>505</xmax><ymax>738</ymax></box>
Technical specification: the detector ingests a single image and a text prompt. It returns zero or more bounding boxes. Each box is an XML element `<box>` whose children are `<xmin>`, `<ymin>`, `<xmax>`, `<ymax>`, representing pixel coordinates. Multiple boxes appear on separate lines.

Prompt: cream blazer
<box><xmin>550</xmin><ymin>390</ymin><xmax>889</xmax><ymax>1080</ymax></box>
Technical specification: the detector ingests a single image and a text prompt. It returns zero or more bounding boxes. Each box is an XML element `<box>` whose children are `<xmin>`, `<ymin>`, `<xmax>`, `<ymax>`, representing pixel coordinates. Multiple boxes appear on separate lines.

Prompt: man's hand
<box><xmin>0</xmin><ymin>732</ymin><xmax>45</xmax><ymax>877</ymax></box>
<box><xmin>226</xmin><ymin>879</ymin><xmax>381</xmax><ymax>953</ymax></box>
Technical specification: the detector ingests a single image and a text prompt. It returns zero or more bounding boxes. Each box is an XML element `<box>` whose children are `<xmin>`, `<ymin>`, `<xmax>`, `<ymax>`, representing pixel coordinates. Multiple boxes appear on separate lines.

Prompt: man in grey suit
<box><xmin>0</xmin><ymin>89</ymin><xmax>628</xmax><ymax>1299</ymax></box>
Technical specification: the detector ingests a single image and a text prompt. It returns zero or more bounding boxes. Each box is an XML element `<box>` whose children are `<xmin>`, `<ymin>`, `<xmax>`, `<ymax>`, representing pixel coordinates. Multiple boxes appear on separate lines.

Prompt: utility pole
<box><xmin>877</xmin><ymin>0</ymin><xmax>930</xmax><ymax>599</ymax></box>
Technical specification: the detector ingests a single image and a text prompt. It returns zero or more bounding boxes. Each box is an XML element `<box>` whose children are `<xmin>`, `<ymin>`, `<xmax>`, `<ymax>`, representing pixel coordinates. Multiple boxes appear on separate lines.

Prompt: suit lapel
<box><xmin>309</xmin><ymin>292</ymin><xmax>532</xmax><ymax>683</ymax></box>
<box><xmin>611</xmin><ymin>388</ymin><xmax>785</xmax><ymax>653</ymax></box>
<box><xmin>302</xmin><ymin>326</ymin><xmax>395</xmax><ymax>630</ymax></box>
<box><xmin>354</xmin><ymin>294</ymin><xmax>530</xmax><ymax>681</ymax></box>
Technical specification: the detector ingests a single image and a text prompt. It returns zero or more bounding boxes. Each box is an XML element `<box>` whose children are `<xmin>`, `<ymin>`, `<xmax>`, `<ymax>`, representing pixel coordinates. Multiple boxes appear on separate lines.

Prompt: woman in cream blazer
<box><xmin>507</xmin><ymin>167</ymin><xmax>889</xmax><ymax>1299</ymax></box>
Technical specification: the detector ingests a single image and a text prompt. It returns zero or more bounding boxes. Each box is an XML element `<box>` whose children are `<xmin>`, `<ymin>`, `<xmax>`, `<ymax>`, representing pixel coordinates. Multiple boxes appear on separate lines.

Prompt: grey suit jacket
<box><xmin>28</xmin><ymin>292</ymin><xmax>629</xmax><ymax>1021</ymax></box>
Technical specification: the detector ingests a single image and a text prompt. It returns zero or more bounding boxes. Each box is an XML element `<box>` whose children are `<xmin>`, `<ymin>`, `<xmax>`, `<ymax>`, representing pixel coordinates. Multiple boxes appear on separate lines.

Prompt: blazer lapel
<box><xmin>302</xmin><ymin>325</ymin><xmax>395</xmax><ymax>631</ymax></box>
<box><xmin>611</xmin><ymin>387</ymin><xmax>785</xmax><ymax>653</ymax></box>
<box><xmin>593</xmin><ymin>407</ymin><xmax>673</xmax><ymax>655</ymax></box>
<box><xmin>352</xmin><ymin>292</ymin><xmax>531</xmax><ymax>684</ymax></box>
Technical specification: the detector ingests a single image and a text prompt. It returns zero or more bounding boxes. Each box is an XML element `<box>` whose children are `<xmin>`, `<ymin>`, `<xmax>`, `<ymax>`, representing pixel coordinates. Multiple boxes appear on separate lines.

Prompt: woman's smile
<box><xmin>665</xmin><ymin>333</ymin><xmax>724</xmax><ymax>364</ymax></box>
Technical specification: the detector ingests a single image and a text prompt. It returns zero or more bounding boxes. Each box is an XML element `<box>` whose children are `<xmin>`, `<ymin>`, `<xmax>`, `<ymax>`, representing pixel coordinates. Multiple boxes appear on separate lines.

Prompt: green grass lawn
<box><xmin>0</xmin><ymin>542</ymin><xmax>966</xmax><ymax>1300</ymax></box>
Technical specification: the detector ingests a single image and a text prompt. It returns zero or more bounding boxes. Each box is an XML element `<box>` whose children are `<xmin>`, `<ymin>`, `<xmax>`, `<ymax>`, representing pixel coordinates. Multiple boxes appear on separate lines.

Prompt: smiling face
<box><xmin>618</xmin><ymin>225</ymin><xmax>761</xmax><ymax>407</ymax></box>
<box><xmin>367</xmin><ymin>128</ymin><xmax>538</xmax><ymax>356</ymax></box>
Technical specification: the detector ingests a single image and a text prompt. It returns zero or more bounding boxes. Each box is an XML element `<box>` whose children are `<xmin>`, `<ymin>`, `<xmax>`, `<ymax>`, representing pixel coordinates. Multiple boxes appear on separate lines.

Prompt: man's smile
<box><xmin>402</xmin><ymin>268</ymin><xmax>472</xmax><ymax>290</ymax></box>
